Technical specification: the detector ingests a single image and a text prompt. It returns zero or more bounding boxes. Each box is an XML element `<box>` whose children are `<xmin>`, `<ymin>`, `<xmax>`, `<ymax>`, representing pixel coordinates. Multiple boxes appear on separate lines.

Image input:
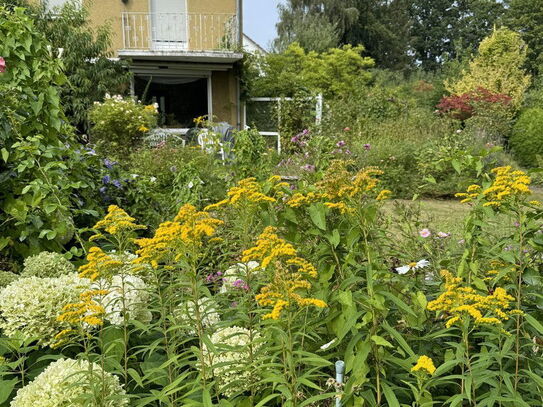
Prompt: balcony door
<box><xmin>150</xmin><ymin>0</ymin><xmax>188</xmax><ymax>50</ymax></box>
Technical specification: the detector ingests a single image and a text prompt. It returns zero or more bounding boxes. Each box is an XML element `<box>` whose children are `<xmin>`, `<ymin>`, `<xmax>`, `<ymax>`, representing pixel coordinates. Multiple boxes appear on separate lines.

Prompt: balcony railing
<box><xmin>121</xmin><ymin>12</ymin><xmax>239</xmax><ymax>52</ymax></box>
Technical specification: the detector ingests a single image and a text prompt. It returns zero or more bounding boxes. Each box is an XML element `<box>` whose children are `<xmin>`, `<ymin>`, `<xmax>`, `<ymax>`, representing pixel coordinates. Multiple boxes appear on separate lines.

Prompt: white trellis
<box><xmin>243</xmin><ymin>94</ymin><xmax>323</xmax><ymax>154</ymax></box>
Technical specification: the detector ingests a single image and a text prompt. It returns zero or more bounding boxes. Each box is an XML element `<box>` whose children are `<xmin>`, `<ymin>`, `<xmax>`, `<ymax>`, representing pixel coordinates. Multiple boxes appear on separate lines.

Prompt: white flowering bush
<box><xmin>202</xmin><ymin>326</ymin><xmax>263</xmax><ymax>396</ymax></box>
<box><xmin>175</xmin><ymin>297</ymin><xmax>220</xmax><ymax>334</ymax></box>
<box><xmin>94</xmin><ymin>274</ymin><xmax>152</xmax><ymax>326</ymax></box>
<box><xmin>11</xmin><ymin>358</ymin><xmax>128</xmax><ymax>407</ymax></box>
<box><xmin>0</xmin><ymin>270</ymin><xmax>18</xmax><ymax>288</ymax></box>
<box><xmin>220</xmin><ymin>261</ymin><xmax>260</xmax><ymax>293</ymax></box>
<box><xmin>0</xmin><ymin>273</ymin><xmax>91</xmax><ymax>346</ymax></box>
<box><xmin>109</xmin><ymin>251</ymin><xmax>153</xmax><ymax>280</ymax></box>
<box><xmin>89</xmin><ymin>94</ymin><xmax>158</xmax><ymax>154</ymax></box>
<box><xmin>22</xmin><ymin>251</ymin><xmax>74</xmax><ymax>278</ymax></box>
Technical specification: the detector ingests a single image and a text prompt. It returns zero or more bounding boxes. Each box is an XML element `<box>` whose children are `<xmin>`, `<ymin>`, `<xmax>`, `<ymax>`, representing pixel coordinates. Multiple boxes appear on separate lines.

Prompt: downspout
<box><xmin>236</xmin><ymin>0</ymin><xmax>243</xmax><ymax>129</ymax></box>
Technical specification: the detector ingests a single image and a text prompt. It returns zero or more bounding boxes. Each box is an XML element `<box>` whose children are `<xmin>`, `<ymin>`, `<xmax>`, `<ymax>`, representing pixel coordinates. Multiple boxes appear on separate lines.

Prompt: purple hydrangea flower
<box><xmin>99</xmin><ymin>186</ymin><xmax>107</xmax><ymax>194</ymax></box>
<box><xmin>102</xmin><ymin>175</ymin><xmax>111</xmax><ymax>184</ymax></box>
<box><xmin>103</xmin><ymin>158</ymin><xmax>116</xmax><ymax>169</ymax></box>
<box><xmin>112</xmin><ymin>179</ymin><xmax>122</xmax><ymax>189</ymax></box>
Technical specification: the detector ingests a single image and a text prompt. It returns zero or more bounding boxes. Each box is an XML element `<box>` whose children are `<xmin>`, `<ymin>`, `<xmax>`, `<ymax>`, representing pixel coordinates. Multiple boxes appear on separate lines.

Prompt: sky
<box><xmin>243</xmin><ymin>0</ymin><xmax>282</xmax><ymax>50</ymax></box>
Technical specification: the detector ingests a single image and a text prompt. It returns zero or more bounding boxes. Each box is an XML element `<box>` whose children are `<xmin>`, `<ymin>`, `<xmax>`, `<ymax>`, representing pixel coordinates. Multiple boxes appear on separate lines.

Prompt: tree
<box><xmin>345</xmin><ymin>0</ymin><xmax>412</xmax><ymax>70</ymax></box>
<box><xmin>410</xmin><ymin>0</ymin><xmax>506</xmax><ymax>71</ymax></box>
<box><xmin>274</xmin><ymin>0</ymin><xmax>412</xmax><ymax>70</ymax></box>
<box><xmin>25</xmin><ymin>2</ymin><xmax>130</xmax><ymax>133</ymax></box>
<box><xmin>255</xmin><ymin>43</ymin><xmax>375</xmax><ymax>98</ymax></box>
<box><xmin>274</xmin><ymin>0</ymin><xmax>359</xmax><ymax>52</ymax></box>
<box><xmin>446</xmin><ymin>28</ymin><xmax>531</xmax><ymax>110</ymax></box>
<box><xmin>507</xmin><ymin>0</ymin><xmax>543</xmax><ymax>74</ymax></box>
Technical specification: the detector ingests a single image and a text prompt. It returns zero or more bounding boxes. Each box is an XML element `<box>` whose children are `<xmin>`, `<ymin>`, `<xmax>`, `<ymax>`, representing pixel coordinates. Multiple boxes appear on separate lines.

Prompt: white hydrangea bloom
<box><xmin>22</xmin><ymin>251</ymin><xmax>74</xmax><ymax>278</ymax></box>
<box><xmin>11</xmin><ymin>358</ymin><xmax>128</xmax><ymax>407</ymax></box>
<box><xmin>202</xmin><ymin>326</ymin><xmax>263</xmax><ymax>396</ymax></box>
<box><xmin>175</xmin><ymin>297</ymin><xmax>220</xmax><ymax>334</ymax></box>
<box><xmin>94</xmin><ymin>274</ymin><xmax>152</xmax><ymax>326</ymax></box>
<box><xmin>109</xmin><ymin>251</ymin><xmax>152</xmax><ymax>280</ymax></box>
<box><xmin>220</xmin><ymin>261</ymin><xmax>260</xmax><ymax>293</ymax></box>
<box><xmin>0</xmin><ymin>273</ymin><xmax>91</xmax><ymax>347</ymax></box>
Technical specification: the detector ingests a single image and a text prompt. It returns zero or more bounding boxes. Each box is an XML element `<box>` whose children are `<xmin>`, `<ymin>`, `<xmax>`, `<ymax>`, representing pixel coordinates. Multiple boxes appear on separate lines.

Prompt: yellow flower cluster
<box><xmin>411</xmin><ymin>355</ymin><xmax>436</xmax><ymax>375</ymax></box>
<box><xmin>79</xmin><ymin>247</ymin><xmax>123</xmax><ymax>281</ymax></box>
<box><xmin>53</xmin><ymin>289</ymin><xmax>108</xmax><ymax>347</ymax></box>
<box><xmin>286</xmin><ymin>192</ymin><xmax>324</xmax><ymax>208</ymax></box>
<box><xmin>91</xmin><ymin>205</ymin><xmax>146</xmax><ymax>238</ymax></box>
<box><xmin>427</xmin><ymin>270</ymin><xmax>519</xmax><ymax>328</ymax></box>
<box><xmin>242</xmin><ymin>227</ymin><xmax>327</xmax><ymax>320</ymax></box>
<box><xmin>135</xmin><ymin>204</ymin><xmax>223</xmax><ymax>268</ymax></box>
<box><xmin>318</xmin><ymin>160</ymin><xmax>384</xmax><ymax>200</ymax></box>
<box><xmin>205</xmin><ymin>177</ymin><xmax>277</xmax><ymax>211</ymax></box>
<box><xmin>455</xmin><ymin>166</ymin><xmax>532</xmax><ymax>207</ymax></box>
<box><xmin>285</xmin><ymin>161</ymin><xmax>390</xmax><ymax>212</ymax></box>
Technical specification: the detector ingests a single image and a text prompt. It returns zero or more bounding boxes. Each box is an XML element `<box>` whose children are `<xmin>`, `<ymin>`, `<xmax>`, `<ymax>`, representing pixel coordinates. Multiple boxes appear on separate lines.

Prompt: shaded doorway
<box><xmin>134</xmin><ymin>76</ymin><xmax>209</xmax><ymax>128</ymax></box>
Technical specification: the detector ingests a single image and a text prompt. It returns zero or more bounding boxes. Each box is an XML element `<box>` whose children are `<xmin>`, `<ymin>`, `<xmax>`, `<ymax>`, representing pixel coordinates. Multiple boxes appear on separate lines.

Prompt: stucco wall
<box><xmin>81</xmin><ymin>0</ymin><xmax>237</xmax><ymax>52</ymax></box>
<box><xmin>212</xmin><ymin>69</ymin><xmax>237</xmax><ymax>126</ymax></box>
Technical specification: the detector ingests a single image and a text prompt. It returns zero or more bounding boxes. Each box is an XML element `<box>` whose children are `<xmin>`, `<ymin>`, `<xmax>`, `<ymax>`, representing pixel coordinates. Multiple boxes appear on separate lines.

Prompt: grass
<box><xmin>388</xmin><ymin>187</ymin><xmax>543</xmax><ymax>238</ymax></box>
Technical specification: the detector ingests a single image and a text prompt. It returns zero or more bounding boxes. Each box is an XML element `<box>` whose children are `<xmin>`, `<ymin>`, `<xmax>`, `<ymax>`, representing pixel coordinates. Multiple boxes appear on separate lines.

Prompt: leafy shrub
<box><xmin>22</xmin><ymin>251</ymin><xmax>74</xmax><ymax>278</ymax></box>
<box><xmin>437</xmin><ymin>87</ymin><xmax>512</xmax><ymax>121</ymax></box>
<box><xmin>0</xmin><ymin>273</ymin><xmax>90</xmax><ymax>346</ymax></box>
<box><xmin>89</xmin><ymin>95</ymin><xmax>158</xmax><ymax>155</ymax></box>
<box><xmin>510</xmin><ymin>107</ymin><xmax>543</xmax><ymax>167</ymax></box>
<box><xmin>232</xmin><ymin>128</ymin><xmax>273</xmax><ymax>177</ymax></box>
<box><xmin>446</xmin><ymin>27</ymin><xmax>531</xmax><ymax>110</ymax></box>
<box><xmin>11</xmin><ymin>358</ymin><xmax>127</xmax><ymax>407</ymax></box>
<box><xmin>0</xmin><ymin>7</ymin><xmax>98</xmax><ymax>260</ymax></box>
<box><xmin>253</xmin><ymin>43</ymin><xmax>374</xmax><ymax>98</ymax></box>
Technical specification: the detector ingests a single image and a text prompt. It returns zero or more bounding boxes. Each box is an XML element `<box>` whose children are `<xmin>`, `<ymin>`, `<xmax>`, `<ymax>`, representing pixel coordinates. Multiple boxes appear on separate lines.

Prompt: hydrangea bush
<box><xmin>0</xmin><ymin>273</ymin><xmax>90</xmax><ymax>346</ymax></box>
<box><xmin>202</xmin><ymin>326</ymin><xmax>263</xmax><ymax>396</ymax></box>
<box><xmin>22</xmin><ymin>251</ymin><xmax>74</xmax><ymax>278</ymax></box>
<box><xmin>94</xmin><ymin>274</ymin><xmax>152</xmax><ymax>326</ymax></box>
<box><xmin>175</xmin><ymin>298</ymin><xmax>220</xmax><ymax>333</ymax></box>
<box><xmin>11</xmin><ymin>358</ymin><xmax>128</xmax><ymax>407</ymax></box>
<box><xmin>0</xmin><ymin>270</ymin><xmax>18</xmax><ymax>288</ymax></box>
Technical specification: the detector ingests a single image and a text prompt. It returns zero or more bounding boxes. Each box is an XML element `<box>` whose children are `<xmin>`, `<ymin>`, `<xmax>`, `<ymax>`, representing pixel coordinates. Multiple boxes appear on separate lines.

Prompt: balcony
<box><xmin>121</xmin><ymin>12</ymin><xmax>240</xmax><ymax>56</ymax></box>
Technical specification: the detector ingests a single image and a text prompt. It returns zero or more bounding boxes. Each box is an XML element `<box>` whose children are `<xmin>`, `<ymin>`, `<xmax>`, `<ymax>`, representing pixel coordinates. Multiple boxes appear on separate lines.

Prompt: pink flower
<box><xmin>363</xmin><ymin>143</ymin><xmax>371</xmax><ymax>151</ymax></box>
<box><xmin>437</xmin><ymin>231</ymin><xmax>450</xmax><ymax>238</ymax></box>
<box><xmin>0</xmin><ymin>57</ymin><xmax>6</xmax><ymax>73</ymax></box>
<box><xmin>419</xmin><ymin>228</ymin><xmax>431</xmax><ymax>238</ymax></box>
<box><xmin>343</xmin><ymin>127</ymin><xmax>351</xmax><ymax>132</ymax></box>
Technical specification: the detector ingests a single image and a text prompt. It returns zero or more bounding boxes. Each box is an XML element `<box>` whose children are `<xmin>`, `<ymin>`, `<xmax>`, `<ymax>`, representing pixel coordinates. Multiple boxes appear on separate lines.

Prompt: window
<box><xmin>44</xmin><ymin>0</ymin><xmax>81</xmax><ymax>12</ymax></box>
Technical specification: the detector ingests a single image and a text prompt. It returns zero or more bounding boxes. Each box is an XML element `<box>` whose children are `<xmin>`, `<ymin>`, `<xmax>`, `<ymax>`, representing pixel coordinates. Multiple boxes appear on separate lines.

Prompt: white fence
<box><xmin>243</xmin><ymin>95</ymin><xmax>323</xmax><ymax>154</ymax></box>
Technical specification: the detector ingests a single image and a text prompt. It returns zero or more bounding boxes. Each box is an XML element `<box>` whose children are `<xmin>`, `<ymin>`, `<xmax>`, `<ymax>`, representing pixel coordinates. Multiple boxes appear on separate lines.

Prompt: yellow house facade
<box><xmin>41</xmin><ymin>0</ymin><xmax>243</xmax><ymax>129</ymax></box>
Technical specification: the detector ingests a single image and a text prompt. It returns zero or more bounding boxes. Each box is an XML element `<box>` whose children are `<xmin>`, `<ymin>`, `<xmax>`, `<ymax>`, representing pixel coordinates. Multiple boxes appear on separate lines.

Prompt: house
<box><xmin>243</xmin><ymin>33</ymin><xmax>268</xmax><ymax>55</ymax></box>
<box><xmin>41</xmin><ymin>0</ymin><xmax>244</xmax><ymax>130</ymax></box>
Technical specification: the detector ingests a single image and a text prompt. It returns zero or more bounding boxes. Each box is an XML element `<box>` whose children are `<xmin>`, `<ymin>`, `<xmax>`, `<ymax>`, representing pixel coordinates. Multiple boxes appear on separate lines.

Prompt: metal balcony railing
<box><xmin>121</xmin><ymin>12</ymin><xmax>239</xmax><ymax>52</ymax></box>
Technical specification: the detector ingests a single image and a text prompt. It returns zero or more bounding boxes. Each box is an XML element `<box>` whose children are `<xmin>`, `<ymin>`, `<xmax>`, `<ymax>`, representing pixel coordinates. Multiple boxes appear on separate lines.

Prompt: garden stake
<box><xmin>335</xmin><ymin>360</ymin><xmax>345</xmax><ymax>407</ymax></box>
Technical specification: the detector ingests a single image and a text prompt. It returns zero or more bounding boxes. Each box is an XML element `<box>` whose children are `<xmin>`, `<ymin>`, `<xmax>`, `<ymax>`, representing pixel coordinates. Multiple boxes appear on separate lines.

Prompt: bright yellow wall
<box><xmin>187</xmin><ymin>0</ymin><xmax>236</xmax><ymax>14</ymax></box>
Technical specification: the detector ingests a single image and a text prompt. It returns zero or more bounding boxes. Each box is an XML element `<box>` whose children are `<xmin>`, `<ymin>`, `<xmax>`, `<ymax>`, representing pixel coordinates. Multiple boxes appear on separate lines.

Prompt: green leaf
<box><xmin>0</xmin><ymin>379</ymin><xmax>17</xmax><ymax>404</ymax></box>
<box><xmin>1</xmin><ymin>148</ymin><xmax>8</xmax><ymax>162</ymax></box>
<box><xmin>370</xmin><ymin>335</ymin><xmax>393</xmax><ymax>348</ymax></box>
<box><xmin>308</xmin><ymin>203</ymin><xmax>326</xmax><ymax>230</ymax></box>
<box><xmin>381</xmin><ymin>382</ymin><xmax>400</xmax><ymax>407</ymax></box>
